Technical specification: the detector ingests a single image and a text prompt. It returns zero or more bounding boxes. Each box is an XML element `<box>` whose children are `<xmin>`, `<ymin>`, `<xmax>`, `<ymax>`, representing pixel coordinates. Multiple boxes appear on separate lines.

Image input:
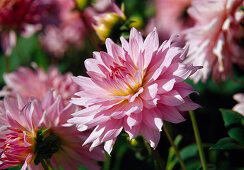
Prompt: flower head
<box><xmin>1</xmin><ymin>66</ymin><xmax>81</xmax><ymax>102</ymax></box>
<box><xmin>184</xmin><ymin>0</ymin><xmax>244</xmax><ymax>83</ymax></box>
<box><xmin>233</xmin><ymin>93</ymin><xmax>244</xmax><ymax>116</ymax></box>
<box><xmin>40</xmin><ymin>0</ymin><xmax>86</xmax><ymax>57</ymax></box>
<box><xmin>155</xmin><ymin>0</ymin><xmax>194</xmax><ymax>40</ymax></box>
<box><xmin>68</xmin><ymin>27</ymin><xmax>201</xmax><ymax>154</ymax></box>
<box><xmin>0</xmin><ymin>92</ymin><xmax>104</xmax><ymax>169</ymax></box>
<box><xmin>0</xmin><ymin>0</ymin><xmax>53</xmax><ymax>55</ymax></box>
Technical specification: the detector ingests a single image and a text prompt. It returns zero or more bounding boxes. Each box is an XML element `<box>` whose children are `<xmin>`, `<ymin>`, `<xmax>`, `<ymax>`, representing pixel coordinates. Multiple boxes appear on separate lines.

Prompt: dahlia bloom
<box><xmin>0</xmin><ymin>92</ymin><xmax>104</xmax><ymax>169</ymax></box>
<box><xmin>1</xmin><ymin>66</ymin><xmax>80</xmax><ymax>102</ymax></box>
<box><xmin>68</xmin><ymin>28</ymin><xmax>201</xmax><ymax>154</ymax></box>
<box><xmin>154</xmin><ymin>0</ymin><xmax>194</xmax><ymax>41</ymax></box>
<box><xmin>40</xmin><ymin>0</ymin><xmax>86</xmax><ymax>57</ymax></box>
<box><xmin>184</xmin><ymin>0</ymin><xmax>244</xmax><ymax>83</ymax></box>
<box><xmin>233</xmin><ymin>93</ymin><xmax>244</xmax><ymax>116</ymax></box>
<box><xmin>0</xmin><ymin>0</ymin><xmax>53</xmax><ymax>56</ymax></box>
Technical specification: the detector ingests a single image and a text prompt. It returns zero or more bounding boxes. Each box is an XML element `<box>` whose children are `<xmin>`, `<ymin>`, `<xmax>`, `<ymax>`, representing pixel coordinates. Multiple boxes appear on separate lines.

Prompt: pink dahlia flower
<box><xmin>68</xmin><ymin>27</ymin><xmax>201</xmax><ymax>154</ymax></box>
<box><xmin>233</xmin><ymin>93</ymin><xmax>244</xmax><ymax>116</ymax></box>
<box><xmin>1</xmin><ymin>66</ymin><xmax>81</xmax><ymax>102</ymax></box>
<box><xmin>154</xmin><ymin>0</ymin><xmax>194</xmax><ymax>41</ymax></box>
<box><xmin>0</xmin><ymin>0</ymin><xmax>53</xmax><ymax>56</ymax></box>
<box><xmin>40</xmin><ymin>0</ymin><xmax>86</xmax><ymax>57</ymax></box>
<box><xmin>184</xmin><ymin>0</ymin><xmax>244</xmax><ymax>83</ymax></box>
<box><xmin>0</xmin><ymin>91</ymin><xmax>104</xmax><ymax>170</ymax></box>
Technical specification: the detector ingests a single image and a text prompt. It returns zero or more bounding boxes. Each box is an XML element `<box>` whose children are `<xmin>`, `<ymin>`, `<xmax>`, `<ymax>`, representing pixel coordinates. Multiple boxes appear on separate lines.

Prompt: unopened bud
<box><xmin>129</xmin><ymin>15</ymin><xmax>143</xmax><ymax>29</ymax></box>
<box><xmin>75</xmin><ymin>0</ymin><xmax>91</xmax><ymax>11</ymax></box>
<box><xmin>93</xmin><ymin>3</ymin><xmax>126</xmax><ymax>42</ymax></box>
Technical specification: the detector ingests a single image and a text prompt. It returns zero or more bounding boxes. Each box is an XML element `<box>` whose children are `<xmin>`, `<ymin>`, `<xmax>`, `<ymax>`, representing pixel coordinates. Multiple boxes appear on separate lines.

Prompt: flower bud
<box><xmin>128</xmin><ymin>15</ymin><xmax>144</xmax><ymax>29</ymax></box>
<box><xmin>75</xmin><ymin>0</ymin><xmax>91</xmax><ymax>11</ymax></box>
<box><xmin>93</xmin><ymin>3</ymin><xmax>126</xmax><ymax>42</ymax></box>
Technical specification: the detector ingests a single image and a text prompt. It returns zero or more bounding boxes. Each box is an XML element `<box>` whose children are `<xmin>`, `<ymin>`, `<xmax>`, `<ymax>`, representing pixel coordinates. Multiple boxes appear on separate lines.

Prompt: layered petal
<box><xmin>69</xmin><ymin>27</ymin><xmax>200</xmax><ymax>153</ymax></box>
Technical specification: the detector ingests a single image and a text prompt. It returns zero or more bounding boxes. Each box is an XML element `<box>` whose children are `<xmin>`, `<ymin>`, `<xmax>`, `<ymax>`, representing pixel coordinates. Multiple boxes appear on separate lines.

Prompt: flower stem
<box><xmin>4</xmin><ymin>55</ymin><xmax>10</xmax><ymax>72</ymax></box>
<box><xmin>103</xmin><ymin>152</ymin><xmax>111</xmax><ymax>170</ymax></box>
<box><xmin>45</xmin><ymin>159</ymin><xmax>53</xmax><ymax>169</ymax></box>
<box><xmin>189</xmin><ymin>110</ymin><xmax>208</xmax><ymax>170</ymax></box>
<box><xmin>153</xmin><ymin>148</ymin><xmax>165</xmax><ymax>170</ymax></box>
<box><xmin>144</xmin><ymin>140</ymin><xmax>165</xmax><ymax>170</ymax></box>
<box><xmin>41</xmin><ymin>160</ymin><xmax>49</xmax><ymax>170</ymax></box>
<box><xmin>163</xmin><ymin>121</ymin><xmax>187</xmax><ymax>170</ymax></box>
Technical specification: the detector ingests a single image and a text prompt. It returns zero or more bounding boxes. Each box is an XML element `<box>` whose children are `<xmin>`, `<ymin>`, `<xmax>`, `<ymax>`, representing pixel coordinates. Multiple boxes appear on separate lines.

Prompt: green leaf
<box><xmin>7</xmin><ymin>165</ymin><xmax>23</xmax><ymax>170</ymax></box>
<box><xmin>240</xmin><ymin>6</ymin><xmax>244</xmax><ymax>11</ymax></box>
<box><xmin>180</xmin><ymin>144</ymin><xmax>198</xmax><ymax>161</ymax></box>
<box><xmin>78</xmin><ymin>166</ymin><xmax>88</xmax><ymax>170</ymax></box>
<box><xmin>210</xmin><ymin>137</ymin><xmax>244</xmax><ymax>150</ymax></box>
<box><xmin>220</xmin><ymin>109</ymin><xmax>244</xmax><ymax>144</ymax></box>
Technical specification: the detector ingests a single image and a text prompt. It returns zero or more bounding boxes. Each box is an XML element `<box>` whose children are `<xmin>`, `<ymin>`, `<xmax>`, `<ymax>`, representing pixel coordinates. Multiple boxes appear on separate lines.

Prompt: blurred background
<box><xmin>1</xmin><ymin>0</ymin><xmax>244</xmax><ymax>169</ymax></box>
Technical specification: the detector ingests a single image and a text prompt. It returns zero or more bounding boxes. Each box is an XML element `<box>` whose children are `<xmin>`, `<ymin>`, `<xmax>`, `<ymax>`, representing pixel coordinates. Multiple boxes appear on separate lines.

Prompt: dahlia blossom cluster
<box><xmin>0</xmin><ymin>91</ymin><xmax>104</xmax><ymax>170</ymax></box>
<box><xmin>1</xmin><ymin>66</ymin><xmax>81</xmax><ymax>102</ymax></box>
<box><xmin>0</xmin><ymin>0</ymin><xmax>53</xmax><ymax>56</ymax></box>
<box><xmin>184</xmin><ymin>0</ymin><xmax>244</xmax><ymax>83</ymax></box>
<box><xmin>68</xmin><ymin>27</ymin><xmax>201</xmax><ymax>153</ymax></box>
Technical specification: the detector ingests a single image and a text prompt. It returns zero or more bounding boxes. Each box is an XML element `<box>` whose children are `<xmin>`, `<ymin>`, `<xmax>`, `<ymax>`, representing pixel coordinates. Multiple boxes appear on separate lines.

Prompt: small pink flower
<box><xmin>154</xmin><ymin>0</ymin><xmax>194</xmax><ymax>41</ymax></box>
<box><xmin>68</xmin><ymin>27</ymin><xmax>201</xmax><ymax>154</ymax></box>
<box><xmin>233</xmin><ymin>93</ymin><xmax>244</xmax><ymax>116</ymax></box>
<box><xmin>184</xmin><ymin>0</ymin><xmax>244</xmax><ymax>83</ymax></box>
<box><xmin>0</xmin><ymin>0</ymin><xmax>53</xmax><ymax>55</ymax></box>
<box><xmin>0</xmin><ymin>92</ymin><xmax>105</xmax><ymax>170</ymax></box>
<box><xmin>2</xmin><ymin>66</ymin><xmax>81</xmax><ymax>102</ymax></box>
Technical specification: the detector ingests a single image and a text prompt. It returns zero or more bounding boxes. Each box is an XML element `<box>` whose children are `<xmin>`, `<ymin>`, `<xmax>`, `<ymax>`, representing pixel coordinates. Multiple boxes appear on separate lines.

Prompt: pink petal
<box><xmin>177</xmin><ymin>97</ymin><xmax>201</xmax><ymax>111</ymax></box>
<box><xmin>142</xmin><ymin>108</ymin><xmax>163</xmax><ymax>131</ymax></box>
<box><xmin>233</xmin><ymin>104</ymin><xmax>244</xmax><ymax>116</ymax></box>
<box><xmin>157</xmin><ymin>104</ymin><xmax>185</xmax><ymax>123</ymax></box>
<box><xmin>158</xmin><ymin>90</ymin><xmax>184</xmax><ymax>106</ymax></box>
<box><xmin>126</xmin><ymin>112</ymin><xmax>142</xmax><ymax>129</ymax></box>
<box><xmin>141</xmin><ymin>123</ymin><xmax>160</xmax><ymax>148</ymax></box>
<box><xmin>124</xmin><ymin>122</ymin><xmax>141</xmax><ymax>140</ymax></box>
<box><xmin>140</xmin><ymin>83</ymin><xmax>158</xmax><ymax>100</ymax></box>
<box><xmin>174</xmin><ymin>82</ymin><xmax>196</xmax><ymax>97</ymax></box>
<box><xmin>143</xmin><ymin>27</ymin><xmax>159</xmax><ymax>68</ymax></box>
<box><xmin>104</xmin><ymin>139</ymin><xmax>116</xmax><ymax>155</ymax></box>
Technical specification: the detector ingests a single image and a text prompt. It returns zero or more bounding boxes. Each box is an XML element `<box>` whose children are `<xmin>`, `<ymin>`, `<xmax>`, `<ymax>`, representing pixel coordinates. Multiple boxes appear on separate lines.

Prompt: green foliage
<box><xmin>210</xmin><ymin>137</ymin><xmax>244</xmax><ymax>150</ymax></box>
<box><xmin>166</xmin><ymin>136</ymin><xmax>201</xmax><ymax>170</ymax></box>
<box><xmin>221</xmin><ymin>109</ymin><xmax>244</xmax><ymax>144</ymax></box>
<box><xmin>166</xmin><ymin>135</ymin><xmax>183</xmax><ymax>170</ymax></box>
<box><xmin>7</xmin><ymin>165</ymin><xmax>22</xmax><ymax>170</ymax></box>
<box><xmin>0</xmin><ymin>55</ymin><xmax>4</xmax><ymax>86</ymax></box>
<box><xmin>78</xmin><ymin>166</ymin><xmax>88</xmax><ymax>170</ymax></box>
<box><xmin>211</xmin><ymin>109</ymin><xmax>244</xmax><ymax>151</ymax></box>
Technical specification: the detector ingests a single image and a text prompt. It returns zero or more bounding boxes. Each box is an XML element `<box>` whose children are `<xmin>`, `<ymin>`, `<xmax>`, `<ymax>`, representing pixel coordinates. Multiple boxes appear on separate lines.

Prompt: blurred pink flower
<box><xmin>40</xmin><ymin>0</ymin><xmax>86</xmax><ymax>57</ymax></box>
<box><xmin>233</xmin><ymin>93</ymin><xmax>244</xmax><ymax>116</ymax></box>
<box><xmin>1</xmin><ymin>66</ymin><xmax>81</xmax><ymax>102</ymax></box>
<box><xmin>0</xmin><ymin>0</ymin><xmax>53</xmax><ymax>56</ymax></box>
<box><xmin>0</xmin><ymin>92</ymin><xmax>104</xmax><ymax>170</ymax></box>
<box><xmin>153</xmin><ymin>0</ymin><xmax>194</xmax><ymax>41</ymax></box>
<box><xmin>68</xmin><ymin>28</ymin><xmax>201</xmax><ymax>154</ymax></box>
<box><xmin>184</xmin><ymin>0</ymin><xmax>244</xmax><ymax>83</ymax></box>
